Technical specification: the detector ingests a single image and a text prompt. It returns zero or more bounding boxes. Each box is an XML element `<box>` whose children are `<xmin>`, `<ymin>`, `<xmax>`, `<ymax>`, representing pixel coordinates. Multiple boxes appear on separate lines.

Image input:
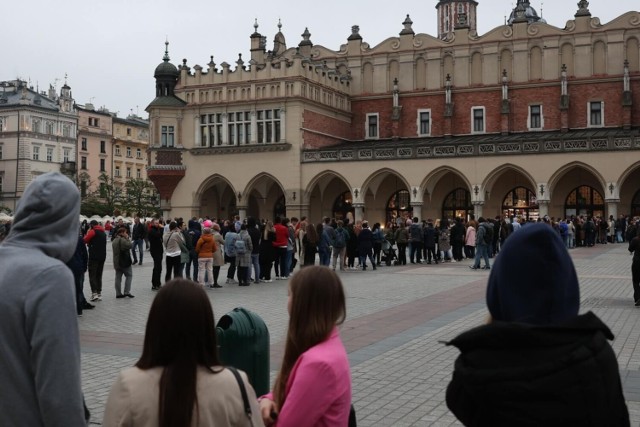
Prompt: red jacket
<box><xmin>273</xmin><ymin>223</ymin><xmax>289</xmax><ymax>248</ymax></box>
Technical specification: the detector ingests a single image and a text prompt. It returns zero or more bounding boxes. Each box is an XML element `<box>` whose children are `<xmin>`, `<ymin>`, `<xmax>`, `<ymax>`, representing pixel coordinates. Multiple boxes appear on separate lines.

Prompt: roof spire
<box><xmin>277</xmin><ymin>18</ymin><xmax>282</xmax><ymax>32</ymax></box>
<box><xmin>254</xmin><ymin>18</ymin><xmax>259</xmax><ymax>33</ymax></box>
<box><xmin>163</xmin><ymin>38</ymin><xmax>170</xmax><ymax>62</ymax></box>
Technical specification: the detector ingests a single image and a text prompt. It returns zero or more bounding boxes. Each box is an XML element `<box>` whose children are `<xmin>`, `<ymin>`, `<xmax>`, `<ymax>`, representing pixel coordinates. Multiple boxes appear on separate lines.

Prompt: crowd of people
<box><xmin>1</xmin><ymin>172</ymin><xmax>638</xmax><ymax>426</ymax></box>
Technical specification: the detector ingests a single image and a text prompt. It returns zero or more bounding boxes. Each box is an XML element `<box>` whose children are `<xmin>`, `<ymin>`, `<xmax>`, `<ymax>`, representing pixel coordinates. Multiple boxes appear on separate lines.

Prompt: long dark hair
<box><xmin>273</xmin><ymin>266</ymin><xmax>346</xmax><ymax>408</ymax></box>
<box><xmin>136</xmin><ymin>279</ymin><xmax>221</xmax><ymax>427</ymax></box>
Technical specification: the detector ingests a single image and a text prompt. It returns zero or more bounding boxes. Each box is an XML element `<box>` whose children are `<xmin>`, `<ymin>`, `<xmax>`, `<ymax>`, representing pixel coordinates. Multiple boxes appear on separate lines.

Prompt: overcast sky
<box><xmin>3</xmin><ymin>1</ymin><xmax>637</xmax><ymax>118</ymax></box>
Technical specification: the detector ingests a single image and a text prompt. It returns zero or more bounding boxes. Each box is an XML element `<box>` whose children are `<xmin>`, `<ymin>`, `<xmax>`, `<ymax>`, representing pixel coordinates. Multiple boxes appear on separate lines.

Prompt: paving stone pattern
<box><xmin>80</xmin><ymin>242</ymin><xmax>640</xmax><ymax>425</ymax></box>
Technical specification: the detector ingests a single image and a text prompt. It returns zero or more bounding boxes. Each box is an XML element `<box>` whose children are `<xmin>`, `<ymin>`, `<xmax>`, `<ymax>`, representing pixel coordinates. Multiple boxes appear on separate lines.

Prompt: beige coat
<box><xmin>212</xmin><ymin>231</ymin><xmax>225</xmax><ymax>266</ymax></box>
<box><xmin>102</xmin><ymin>365</ymin><xmax>263</xmax><ymax>427</ymax></box>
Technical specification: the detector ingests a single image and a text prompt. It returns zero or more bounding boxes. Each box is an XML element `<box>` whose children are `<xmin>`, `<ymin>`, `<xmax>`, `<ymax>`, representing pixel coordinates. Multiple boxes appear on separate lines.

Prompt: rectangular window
<box><xmin>366</xmin><ymin>113</ymin><xmax>379</xmax><ymax>139</ymax></box>
<box><xmin>0</xmin><ymin>144</ymin><xmax>3</xmax><ymax>160</ymax></box>
<box><xmin>115</xmin><ymin>145</ymin><xmax>121</xmax><ymax>156</ymax></box>
<box><xmin>32</xmin><ymin>119</ymin><xmax>41</xmax><ymax>133</ymax></box>
<box><xmin>63</xmin><ymin>148</ymin><xmax>70</xmax><ymax>163</ymax></box>
<box><xmin>136</xmin><ymin>148</ymin><xmax>142</xmax><ymax>159</ymax></box>
<box><xmin>126</xmin><ymin>147</ymin><xmax>132</xmax><ymax>157</ymax></box>
<box><xmin>0</xmin><ymin>175</ymin><xmax>3</xmax><ymax>193</ymax></box>
<box><xmin>472</xmin><ymin>107</ymin><xmax>485</xmax><ymax>133</ymax></box>
<box><xmin>136</xmin><ymin>168</ymin><xmax>141</xmax><ymax>179</ymax></box>
<box><xmin>80</xmin><ymin>180</ymin><xmax>87</xmax><ymax>198</ymax></box>
<box><xmin>100</xmin><ymin>158</ymin><xmax>105</xmax><ymax>172</ymax></box>
<box><xmin>589</xmin><ymin>101</ymin><xmax>603</xmax><ymax>127</ymax></box>
<box><xmin>0</xmin><ymin>117</ymin><xmax>4</xmax><ymax>132</ymax></box>
<box><xmin>127</xmin><ymin>128</ymin><xmax>132</xmax><ymax>136</ymax></box>
<box><xmin>89</xmin><ymin>117</ymin><xmax>99</xmax><ymax>127</ymax></box>
<box><xmin>161</xmin><ymin>125</ymin><xmax>175</xmax><ymax>147</ymax></box>
<box><xmin>201</xmin><ymin>114</ymin><xmax>225</xmax><ymax>147</ymax></box>
<box><xmin>81</xmin><ymin>138</ymin><xmax>87</xmax><ymax>151</ymax></box>
<box><xmin>115</xmin><ymin>166</ymin><xmax>121</xmax><ymax>177</ymax></box>
<box><xmin>126</xmin><ymin>167</ymin><xmax>131</xmax><ymax>178</ymax></box>
<box><xmin>45</xmin><ymin>122</ymin><xmax>54</xmax><ymax>135</ymax></box>
<box><xmin>417</xmin><ymin>110</ymin><xmax>431</xmax><ymax>136</ymax></box>
<box><xmin>33</xmin><ymin>146</ymin><xmax>40</xmax><ymax>161</ymax></box>
<box><xmin>46</xmin><ymin>147</ymin><xmax>53</xmax><ymax>162</ymax></box>
<box><xmin>529</xmin><ymin>105</ymin><xmax>543</xmax><ymax>130</ymax></box>
<box><xmin>81</xmin><ymin>156</ymin><xmax>87</xmax><ymax>170</ymax></box>
<box><xmin>256</xmin><ymin>109</ymin><xmax>281</xmax><ymax>144</ymax></box>
<box><xmin>100</xmin><ymin>140</ymin><xmax>106</xmax><ymax>154</ymax></box>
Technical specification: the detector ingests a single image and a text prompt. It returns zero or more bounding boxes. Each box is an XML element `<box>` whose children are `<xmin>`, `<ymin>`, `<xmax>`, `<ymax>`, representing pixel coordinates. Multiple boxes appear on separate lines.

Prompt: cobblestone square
<box><xmin>81</xmin><ymin>243</ymin><xmax>639</xmax><ymax>425</ymax></box>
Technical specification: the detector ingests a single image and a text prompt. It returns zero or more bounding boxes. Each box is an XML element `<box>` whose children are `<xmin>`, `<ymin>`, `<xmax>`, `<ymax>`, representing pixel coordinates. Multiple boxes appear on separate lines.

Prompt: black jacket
<box><xmin>148</xmin><ymin>225</ymin><xmax>164</xmax><ymax>256</ymax></box>
<box><xmin>446</xmin><ymin>312</ymin><xmax>629</xmax><ymax>427</ymax></box>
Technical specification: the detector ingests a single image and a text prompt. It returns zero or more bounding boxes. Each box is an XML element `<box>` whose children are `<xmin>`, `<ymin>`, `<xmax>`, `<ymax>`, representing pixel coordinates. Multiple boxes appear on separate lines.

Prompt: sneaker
<box><xmin>213</xmin><ymin>284</ymin><xmax>223</xmax><ymax>288</ymax></box>
<box><xmin>97</xmin><ymin>294</ymin><xmax>103</xmax><ymax>301</ymax></box>
<box><xmin>275</xmin><ymin>276</ymin><xmax>281</xmax><ymax>280</ymax></box>
<box><xmin>125</xmin><ymin>293</ymin><xmax>135</xmax><ymax>298</ymax></box>
<box><xmin>90</xmin><ymin>293</ymin><xmax>99</xmax><ymax>302</ymax></box>
<box><xmin>138</xmin><ymin>261</ymin><xmax>143</xmax><ymax>265</ymax></box>
<box><xmin>635</xmin><ymin>299</ymin><xmax>640</xmax><ymax>307</ymax></box>
<box><xmin>254</xmin><ymin>280</ymin><xmax>261</xmax><ymax>284</ymax></box>
<box><xmin>281</xmin><ymin>276</ymin><xmax>289</xmax><ymax>279</ymax></box>
<box><xmin>116</xmin><ymin>295</ymin><xmax>125</xmax><ymax>299</ymax></box>
<box><xmin>82</xmin><ymin>302</ymin><xmax>95</xmax><ymax>310</ymax></box>
<box><xmin>263</xmin><ymin>279</ymin><xmax>273</xmax><ymax>283</ymax></box>
<box><xmin>77</xmin><ymin>311</ymin><xmax>83</xmax><ymax>317</ymax></box>
<box><xmin>469</xmin><ymin>266</ymin><xmax>479</xmax><ymax>270</ymax></box>
<box><xmin>482</xmin><ymin>266</ymin><xmax>491</xmax><ymax>270</ymax></box>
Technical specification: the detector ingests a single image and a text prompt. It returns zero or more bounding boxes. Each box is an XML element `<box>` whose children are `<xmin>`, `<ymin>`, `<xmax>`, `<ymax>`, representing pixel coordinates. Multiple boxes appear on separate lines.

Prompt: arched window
<box><xmin>387</xmin><ymin>190</ymin><xmax>412</xmax><ymax>225</ymax></box>
<box><xmin>502</xmin><ymin>187</ymin><xmax>539</xmax><ymax>220</ymax></box>
<box><xmin>442</xmin><ymin>188</ymin><xmax>473</xmax><ymax>220</ymax></box>
<box><xmin>333</xmin><ymin>191</ymin><xmax>354</xmax><ymax>221</ymax></box>
<box><xmin>273</xmin><ymin>195</ymin><xmax>286</xmax><ymax>221</ymax></box>
<box><xmin>565</xmin><ymin>186</ymin><xmax>605</xmax><ymax>219</ymax></box>
<box><xmin>632</xmin><ymin>189</ymin><xmax>640</xmax><ymax>216</ymax></box>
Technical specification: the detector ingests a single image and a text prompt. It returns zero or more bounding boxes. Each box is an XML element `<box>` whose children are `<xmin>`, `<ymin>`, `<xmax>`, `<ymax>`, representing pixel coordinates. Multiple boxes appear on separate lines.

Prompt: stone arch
<box><xmin>530</xmin><ymin>46</ymin><xmax>543</xmax><ymax>80</ymax></box>
<box><xmin>304</xmin><ymin>170</ymin><xmax>353</xmax><ymax>203</ymax></box>
<box><xmin>499</xmin><ymin>48</ymin><xmax>513</xmax><ymax>83</ymax></box>
<box><xmin>617</xmin><ymin>161</ymin><xmax>640</xmax><ymax>215</ymax></box>
<box><xmin>360</xmin><ymin>169</ymin><xmax>411</xmax><ymax>225</ymax></box>
<box><xmin>627</xmin><ymin>37</ymin><xmax>640</xmax><ymax>73</ymax></box>
<box><xmin>243</xmin><ymin>173</ymin><xmax>287</xmax><ymax>220</ymax></box>
<box><xmin>593</xmin><ymin>40</ymin><xmax>607</xmax><ymax>75</ymax></box>
<box><xmin>388</xmin><ymin>60</ymin><xmax>399</xmax><ymax>92</ymax></box>
<box><xmin>482</xmin><ymin>163</ymin><xmax>537</xmax><ymax>195</ymax></box>
<box><xmin>363</xmin><ymin>62</ymin><xmax>374</xmax><ymax>94</ymax></box>
<box><xmin>470</xmin><ymin>51</ymin><xmax>482</xmax><ymax>85</ymax></box>
<box><xmin>415</xmin><ymin>57</ymin><xmax>427</xmax><ymax>90</ymax></box>
<box><xmin>420</xmin><ymin>166</ymin><xmax>472</xmax><ymax>199</ymax></box>
<box><xmin>561</xmin><ymin>42</ymin><xmax>574</xmax><ymax>77</ymax></box>
<box><xmin>194</xmin><ymin>174</ymin><xmax>238</xmax><ymax>219</ymax></box>
<box><xmin>547</xmin><ymin>161</ymin><xmax>606</xmax><ymax>198</ymax></box>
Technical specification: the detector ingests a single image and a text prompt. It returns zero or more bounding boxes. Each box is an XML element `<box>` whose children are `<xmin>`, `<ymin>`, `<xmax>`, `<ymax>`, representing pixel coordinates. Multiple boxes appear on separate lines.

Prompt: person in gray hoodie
<box><xmin>0</xmin><ymin>172</ymin><xmax>88</xmax><ymax>426</ymax></box>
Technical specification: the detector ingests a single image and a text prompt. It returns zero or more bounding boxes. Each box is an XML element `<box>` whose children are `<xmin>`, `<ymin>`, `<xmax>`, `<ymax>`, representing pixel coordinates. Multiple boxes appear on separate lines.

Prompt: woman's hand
<box><xmin>259</xmin><ymin>398</ymin><xmax>278</xmax><ymax>426</ymax></box>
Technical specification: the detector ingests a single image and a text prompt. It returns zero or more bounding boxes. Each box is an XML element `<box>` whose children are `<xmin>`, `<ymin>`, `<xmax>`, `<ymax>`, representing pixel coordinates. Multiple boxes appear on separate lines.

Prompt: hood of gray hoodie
<box><xmin>5</xmin><ymin>172</ymin><xmax>80</xmax><ymax>263</ymax></box>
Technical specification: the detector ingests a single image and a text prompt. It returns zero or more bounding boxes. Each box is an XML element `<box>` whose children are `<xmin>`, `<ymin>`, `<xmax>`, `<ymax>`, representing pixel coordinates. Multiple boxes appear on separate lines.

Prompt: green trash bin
<box><xmin>216</xmin><ymin>307</ymin><xmax>270</xmax><ymax>396</ymax></box>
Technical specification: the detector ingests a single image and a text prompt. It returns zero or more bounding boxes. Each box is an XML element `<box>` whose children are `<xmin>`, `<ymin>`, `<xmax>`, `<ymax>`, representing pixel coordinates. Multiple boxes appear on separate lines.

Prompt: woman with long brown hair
<box><xmin>103</xmin><ymin>279</ymin><xmax>262</xmax><ymax>426</ymax></box>
<box><xmin>259</xmin><ymin>266</ymin><xmax>351</xmax><ymax>426</ymax></box>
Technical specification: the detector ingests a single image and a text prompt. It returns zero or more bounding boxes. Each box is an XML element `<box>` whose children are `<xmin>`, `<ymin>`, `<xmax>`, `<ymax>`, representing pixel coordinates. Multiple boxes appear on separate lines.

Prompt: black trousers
<box><xmin>260</xmin><ymin>260</ymin><xmax>272</xmax><ymax>280</ymax></box>
<box><xmin>632</xmin><ymin>259</ymin><xmax>640</xmax><ymax>302</ymax></box>
<box><xmin>397</xmin><ymin>243</ymin><xmax>407</xmax><ymax>265</ymax></box>
<box><xmin>151</xmin><ymin>251</ymin><xmax>163</xmax><ymax>288</ymax></box>
<box><xmin>226</xmin><ymin>256</ymin><xmax>237</xmax><ymax>279</ymax></box>
<box><xmin>165</xmin><ymin>255</ymin><xmax>182</xmax><ymax>282</ymax></box>
<box><xmin>88</xmin><ymin>260</ymin><xmax>104</xmax><ymax>294</ymax></box>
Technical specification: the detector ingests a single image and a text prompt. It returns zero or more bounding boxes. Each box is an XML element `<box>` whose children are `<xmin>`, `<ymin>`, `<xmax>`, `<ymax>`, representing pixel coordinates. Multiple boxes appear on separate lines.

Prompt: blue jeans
<box><xmin>617</xmin><ymin>231</ymin><xmax>623</xmax><ymax>243</ymax></box>
<box><xmin>318</xmin><ymin>247</ymin><xmax>331</xmax><ymax>266</ymax></box>
<box><xmin>473</xmin><ymin>244</ymin><xmax>490</xmax><ymax>268</ymax></box>
<box><xmin>251</xmin><ymin>254</ymin><xmax>260</xmax><ymax>283</ymax></box>
<box><xmin>286</xmin><ymin>250</ymin><xmax>293</xmax><ymax>275</ymax></box>
<box><xmin>131</xmin><ymin>239</ymin><xmax>144</xmax><ymax>263</ymax></box>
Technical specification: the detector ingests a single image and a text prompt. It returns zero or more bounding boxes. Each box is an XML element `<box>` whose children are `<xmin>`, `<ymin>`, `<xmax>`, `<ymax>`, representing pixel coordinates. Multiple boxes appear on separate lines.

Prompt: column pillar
<box><xmin>473</xmin><ymin>202</ymin><xmax>484</xmax><ymax>219</ymax></box>
<box><xmin>280</xmin><ymin>108</ymin><xmax>286</xmax><ymax>142</ymax></box>
<box><xmin>238</xmin><ymin>207</ymin><xmax>247</xmax><ymax>221</ymax></box>
<box><xmin>411</xmin><ymin>203</ymin><xmax>423</xmax><ymax>222</ymax></box>
<box><xmin>537</xmin><ymin>200</ymin><xmax>550</xmax><ymax>218</ymax></box>
<box><xmin>195</xmin><ymin>116</ymin><xmax>201</xmax><ymax>147</ymax></box>
<box><xmin>353</xmin><ymin>204</ymin><xmax>364</xmax><ymax>222</ymax></box>
<box><xmin>606</xmin><ymin>199</ymin><xmax>619</xmax><ymax>220</ymax></box>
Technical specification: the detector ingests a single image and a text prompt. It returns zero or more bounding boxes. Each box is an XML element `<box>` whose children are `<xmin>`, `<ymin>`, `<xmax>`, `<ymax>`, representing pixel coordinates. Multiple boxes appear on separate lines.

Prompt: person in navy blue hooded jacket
<box><xmin>446</xmin><ymin>223</ymin><xmax>629</xmax><ymax>427</ymax></box>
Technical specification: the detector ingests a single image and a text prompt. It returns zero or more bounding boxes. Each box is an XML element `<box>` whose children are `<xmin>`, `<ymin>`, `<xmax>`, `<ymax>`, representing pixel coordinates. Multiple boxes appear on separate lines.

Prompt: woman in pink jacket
<box><xmin>259</xmin><ymin>266</ymin><xmax>352</xmax><ymax>426</ymax></box>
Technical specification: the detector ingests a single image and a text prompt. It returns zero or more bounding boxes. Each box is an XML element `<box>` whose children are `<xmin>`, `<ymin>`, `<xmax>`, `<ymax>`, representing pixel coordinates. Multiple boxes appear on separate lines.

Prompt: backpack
<box><xmin>234</xmin><ymin>237</ymin><xmax>247</xmax><ymax>255</ymax></box>
<box><xmin>482</xmin><ymin>224</ymin><xmax>493</xmax><ymax>245</ymax></box>
<box><xmin>334</xmin><ymin>228</ymin><xmax>346</xmax><ymax>248</ymax></box>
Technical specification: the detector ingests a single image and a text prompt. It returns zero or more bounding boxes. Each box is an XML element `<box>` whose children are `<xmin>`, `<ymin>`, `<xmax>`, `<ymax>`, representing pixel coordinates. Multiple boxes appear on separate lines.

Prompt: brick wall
<box><xmin>155</xmin><ymin>150</ymin><xmax>182</xmax><ymax>166</ymax></box>
<box><xmin>302</xmin><ymin>110</ymin><xmax>352</xmax><ymax>148</ymax></box>
<box><xmin>349</xmin><ymin>77</ymin><xmax>639</xmax><ymax>139</ymax></box>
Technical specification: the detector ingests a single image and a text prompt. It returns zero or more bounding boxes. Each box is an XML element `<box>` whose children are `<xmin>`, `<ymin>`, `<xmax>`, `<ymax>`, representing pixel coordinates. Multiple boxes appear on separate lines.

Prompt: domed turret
<box><xmin>154</xmin><ymin>41</ymin><xmax>179</xmax><ymax>98</ymax></box>
<box><xmin>508</xmin><ymin>0</ymin><xmax>546</xmax><ymax>25</ymax></box>
<box><xmin>154</xmin><ymin>41</ymin><xmax>179</xmax><ymax>78</ymax></box>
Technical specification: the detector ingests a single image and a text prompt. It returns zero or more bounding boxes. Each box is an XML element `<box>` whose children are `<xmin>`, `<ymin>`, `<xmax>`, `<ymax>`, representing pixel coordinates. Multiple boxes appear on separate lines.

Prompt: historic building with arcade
<box><xmin>146</xmin><ymin>0</ymin><xmax>640</xmax><ymax>224</ymax></box>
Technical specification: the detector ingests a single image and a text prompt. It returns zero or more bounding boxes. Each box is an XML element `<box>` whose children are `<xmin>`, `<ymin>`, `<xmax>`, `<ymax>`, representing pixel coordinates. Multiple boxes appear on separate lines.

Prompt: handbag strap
<box><xmin>227</xmin><ymin>367</ymin><xmax>254</xmax><ymax>427</ymax></box>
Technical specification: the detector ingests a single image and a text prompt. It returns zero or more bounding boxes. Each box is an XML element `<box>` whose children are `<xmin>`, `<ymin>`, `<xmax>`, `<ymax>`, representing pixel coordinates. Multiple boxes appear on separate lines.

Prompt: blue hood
<box><xmin>486</xmin><ymin>223</ymin><xmax>579</xmax><ymax>325</ymax></box>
